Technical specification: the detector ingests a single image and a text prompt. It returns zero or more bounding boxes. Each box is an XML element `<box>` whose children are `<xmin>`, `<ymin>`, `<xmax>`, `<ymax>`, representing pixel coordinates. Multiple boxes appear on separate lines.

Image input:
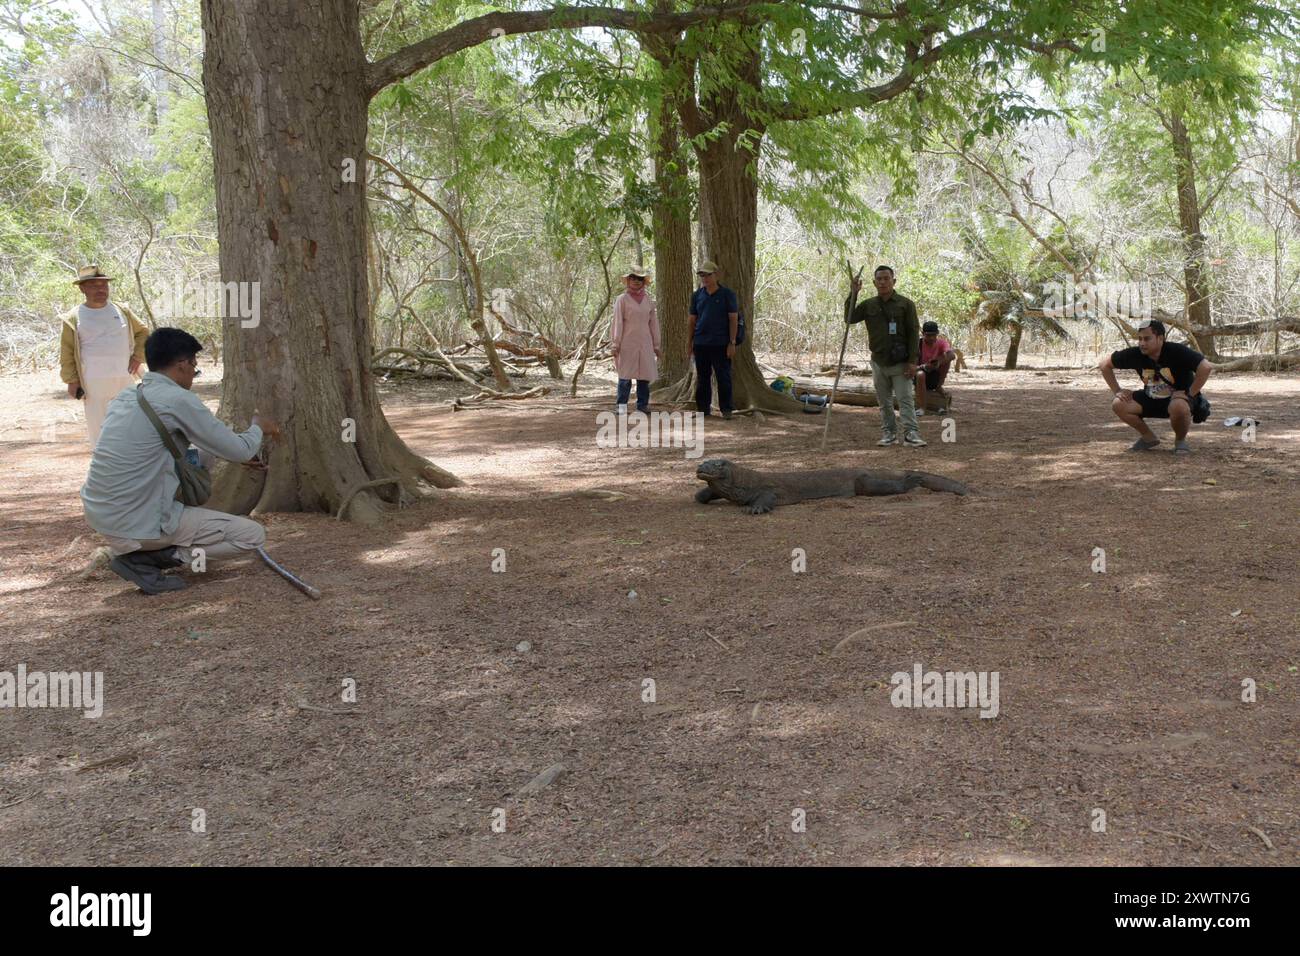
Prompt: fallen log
<box><xmin>492</xmin><ymin>309</ymin><xmax>564</xmax><ymax>355</ymax></box>
<box><xmin>1029</xmin><ymin>305</ymin><xmax>1300</xmax><ymax>347</ymax></box>
<box><xmin>1191</xmin><ymin>317</ymin><xmax>1300</xmax><ymax>337</ymax></box>
<box><xmin>373</xmin><ymin>363</ymin><xmax>461</xmax><ymax>381</ymax></box>
<box><xmin>789</xmin><ymin>378</ymin><xmax>880</xmax><ymax>407</ymax></box>
<box><xmin>1212</xmin><ymin>350</ymin><xmax>1300</xmax><ymax>372</ymax></box>
<box><xmin>372</xmin><ymin>347</ymin><xmax>484</xmax><ymax>380</ymax></box>
<box><xmin>452</xmin><ymin>385</ymin><xmax>550</xmax><ymax>409</ymax></box>
<box><xmin>491</xmin><ymin>339</ymin><xmax>552</xmax><ymax>359</ymax></box>
<box><xmin>474</xmin><ymin>364</ymin><xmax>527</xmax><ymax>378</ymax></box>
<box><xmin>789</xmin><ymin>379</ymin><xmax>950</xmax><ymax>412</ymax></box>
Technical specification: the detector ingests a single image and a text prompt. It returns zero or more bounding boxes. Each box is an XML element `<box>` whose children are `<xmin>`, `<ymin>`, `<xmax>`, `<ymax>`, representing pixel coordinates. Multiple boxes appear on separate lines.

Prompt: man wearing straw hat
<box><xmin>58</xmin><ymin>265</ymin><xmax>149</xmax><ymax>447</ymax></box>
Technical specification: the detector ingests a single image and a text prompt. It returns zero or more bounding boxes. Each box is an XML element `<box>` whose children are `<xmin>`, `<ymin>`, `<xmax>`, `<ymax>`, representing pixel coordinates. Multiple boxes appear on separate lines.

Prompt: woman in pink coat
<box><xmin>610</xmin><ymin>265</ymin><xmax>661</xmax><ymax>414</ymax></box>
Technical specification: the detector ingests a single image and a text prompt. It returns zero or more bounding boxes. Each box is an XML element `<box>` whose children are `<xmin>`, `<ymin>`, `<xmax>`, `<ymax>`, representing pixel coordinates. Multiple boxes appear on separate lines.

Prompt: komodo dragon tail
<box><xmin>905</xmin><ymin>471</ymin><xmax>971</xmax><ymax>496</ymax></box>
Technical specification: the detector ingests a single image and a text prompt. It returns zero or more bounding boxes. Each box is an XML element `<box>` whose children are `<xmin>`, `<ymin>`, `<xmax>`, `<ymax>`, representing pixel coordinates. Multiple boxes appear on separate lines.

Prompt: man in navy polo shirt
<box><xmin>689</xmin><ymin>260</ymin><xmax>739</xmax><ymax>419</ymax></box>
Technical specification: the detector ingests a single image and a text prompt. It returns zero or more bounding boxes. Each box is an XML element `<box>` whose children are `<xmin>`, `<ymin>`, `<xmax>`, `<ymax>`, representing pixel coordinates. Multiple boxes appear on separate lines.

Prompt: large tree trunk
<box><xmin>651</xmin><ymin>86</ymin><xmax>693</xmax><ymax>388</ymax></box>
<box><xmin>1004</xmin><ymin>323</ymin><xmax>1022</xmax><ymax>369</ymax></box>
<box><xmin>1169</xmin><ymin>106</ymin><xmax>1220</xmax><ymax>360</ymax></box>
<box><xmin>686</xmin><ymin>35</ymin><xmax>803</xmax><ymax>414</ymax></box>
<box><xmin>200</xmin><ymin>0</ymin><xmax>458</xmax><ymax>524</ymax></box>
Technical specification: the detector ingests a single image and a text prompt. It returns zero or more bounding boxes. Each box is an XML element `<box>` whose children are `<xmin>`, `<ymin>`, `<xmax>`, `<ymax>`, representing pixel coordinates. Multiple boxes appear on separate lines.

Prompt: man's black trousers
<box><xmin>693</xmin><ymin>345</ymin><xmax>733</xmax><ymax>415</ymax></box>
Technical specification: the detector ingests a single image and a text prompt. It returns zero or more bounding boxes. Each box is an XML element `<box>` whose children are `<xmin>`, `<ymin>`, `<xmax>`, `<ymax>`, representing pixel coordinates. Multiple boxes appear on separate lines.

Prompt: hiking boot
<box><xmin>109</xmin><ymin>552</ymin><xmax>188</xmax><ymax>595</ymax></box>
<box><xmin>1174</xmin><ymin>439</ymin><xmax>1191</xmax><ymax>454</ymax></box>
<box><xmin>878</xmin><ymin>433</ymin><xmax>897</xmax><ymax>446</ymax></box>
<box><xmin>915</xmin><ymin>408</ymin><xmax>925</xmax><ymax>417</ymax></box>
<box><xmin>131</xmin><ymin>546</ymin><xmax>186</xmax><ymax>570</ymax></box>
<box><xmin>903</xmin><ymin>432</ymin><xmax>927</xmax><ymax>447</ymax></box>
<box><xmin>721</xmin><ymin>409</ymin><xmax>733</xmax><ymax>420</ymax></box>
<box><xmin>1127</xmin><ymin>437</ymin><xmax>1160</xmax><ymax>452</ymax></box>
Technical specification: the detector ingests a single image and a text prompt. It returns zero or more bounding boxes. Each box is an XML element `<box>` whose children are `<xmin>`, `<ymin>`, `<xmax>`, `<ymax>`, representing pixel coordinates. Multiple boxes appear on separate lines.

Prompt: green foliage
<box><xmin>901</xmin><ymin>261</ymin><xmax>982</xmax><ymax>342</ymax></box>
<box><xmin>4</xmin><ymin>0</ymin><xmax>1297</xmax><ymax>368</ymax></box>
<box><xmin>960</xmin><ymin>209</ymin><xmax>1079</xmax><ymax>341</ymax></box>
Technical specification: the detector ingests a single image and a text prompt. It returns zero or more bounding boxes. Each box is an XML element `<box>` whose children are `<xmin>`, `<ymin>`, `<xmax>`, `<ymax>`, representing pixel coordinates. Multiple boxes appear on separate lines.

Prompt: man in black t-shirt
<box><xmin>1098</xmin><ymin>319</ymin><xmax>1213</xmax><ymax>454</ymax></box>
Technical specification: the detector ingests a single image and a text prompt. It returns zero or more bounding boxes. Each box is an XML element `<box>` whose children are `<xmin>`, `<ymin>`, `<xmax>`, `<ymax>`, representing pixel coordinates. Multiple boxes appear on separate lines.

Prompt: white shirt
<box><xmin>77</xmin><ymin>303</ymin><xmax>131</xmax><ymax>380</ymax></box>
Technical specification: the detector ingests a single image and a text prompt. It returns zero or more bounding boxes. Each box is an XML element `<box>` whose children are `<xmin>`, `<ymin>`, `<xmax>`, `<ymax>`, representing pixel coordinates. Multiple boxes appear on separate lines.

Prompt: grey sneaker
<box><xmin>1127</xmin><ymin>437</ymin><xmax>1160</xmax><ymax>452</ymax></box>
<box><xmin>903</xmin><ymin>432</ymin><xmax>927</xmax><ymax>447</ymax></box>
<box><xmin>1174</xmin><ymin>439</ymin><xmax>1191</xmax><ymax>454</ymax></box>
<box><xmin>110</xmin><ymin>553</ymin><xmax>187</xmax><ymax>595</ymax></box>
<box><xmin>878</xmin><ymin>433</ymin><xmax>897</xmax><ymax>446</ymax></box>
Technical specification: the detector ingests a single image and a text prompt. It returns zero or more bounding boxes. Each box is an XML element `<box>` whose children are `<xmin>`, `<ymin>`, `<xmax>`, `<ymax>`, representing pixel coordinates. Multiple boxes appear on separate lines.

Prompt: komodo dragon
<box><xmin>694</xmin><ymin>458</ymin><xmax>969</xmax><ymax>514</ymax></box>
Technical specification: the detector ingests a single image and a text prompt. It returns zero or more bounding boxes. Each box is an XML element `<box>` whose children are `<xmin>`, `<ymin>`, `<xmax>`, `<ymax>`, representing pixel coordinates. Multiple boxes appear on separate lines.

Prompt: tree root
<box><xmin>335</xmin><ymin>477</ymin><xmax>405</xmax><ymax>520</ymax></box>
<box><xmin>651</xmin><ymin>368</ymin><xmax>696</xmax><ymax>404</ymax></box>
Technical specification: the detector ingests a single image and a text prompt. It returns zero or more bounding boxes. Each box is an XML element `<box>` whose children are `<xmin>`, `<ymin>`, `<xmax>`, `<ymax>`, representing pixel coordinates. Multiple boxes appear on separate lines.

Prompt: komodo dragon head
<box><xmin>695</xmin><ymin>458</ymin><xmax>734</xmax><ymax>484</ymax></box>
<box><xmin>696</xmin><ymin>458</ymin><xmax>772</xmax><ymax>511</ymax></box>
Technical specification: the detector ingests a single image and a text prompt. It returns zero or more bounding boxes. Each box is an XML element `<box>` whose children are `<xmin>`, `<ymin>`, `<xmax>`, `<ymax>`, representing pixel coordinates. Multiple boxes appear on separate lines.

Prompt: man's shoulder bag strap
<box><xmin>135</xmin><ymin>384</ymin><xmax>211</xmax><ymax>506</ymax></box>
<box><xmin>135</xmin><ymin>384</ymin><xmax>186</xmax><ymax>459</ymax></box>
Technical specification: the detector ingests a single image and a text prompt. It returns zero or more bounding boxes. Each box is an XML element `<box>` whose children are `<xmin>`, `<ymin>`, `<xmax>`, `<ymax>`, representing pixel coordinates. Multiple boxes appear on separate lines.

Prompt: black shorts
<box><xmin>1132</xmin><ymin>390</ymin><xmax>1173</xmax><ymax>419</ymax></box>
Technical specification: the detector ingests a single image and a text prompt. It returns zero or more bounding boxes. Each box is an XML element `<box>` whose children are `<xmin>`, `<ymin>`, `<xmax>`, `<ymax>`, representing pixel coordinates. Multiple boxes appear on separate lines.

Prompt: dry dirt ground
<box><xmin>1</xmin><ymin>360</ymin><xmax>1297</xmax><ymax>866</ymax></box>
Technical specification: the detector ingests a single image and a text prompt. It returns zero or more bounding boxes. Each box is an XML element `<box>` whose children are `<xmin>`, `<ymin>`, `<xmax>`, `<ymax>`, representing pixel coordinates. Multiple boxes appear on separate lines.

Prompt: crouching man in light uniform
<box><xmin>81</xmin><ymin>327</ymin><xmax>280</xmax><ymax>595</ymax></box>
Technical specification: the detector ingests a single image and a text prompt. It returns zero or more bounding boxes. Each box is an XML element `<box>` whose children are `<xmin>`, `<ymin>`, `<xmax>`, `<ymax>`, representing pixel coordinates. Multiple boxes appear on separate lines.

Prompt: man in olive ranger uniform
<box><xmin>846</xmin><ymin>265</ymin><xmax>925</xmax><ymax>447</ymax></box>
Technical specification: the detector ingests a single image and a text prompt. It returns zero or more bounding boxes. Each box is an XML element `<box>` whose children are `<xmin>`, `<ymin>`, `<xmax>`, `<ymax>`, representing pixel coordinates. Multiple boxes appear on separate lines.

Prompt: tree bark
<box><xmin>151</xmin><ymin>0</ymin><xmax>176</xmax><ymax>214</ymax></box>
<box><xmin>679</xmin><ymin>31</ymin><xmax>804</xmax><ymax>414</ymax></box>
<box><xmin>1004</xmin><ymin>323</ymin><xmax>1022</xmax><ymax>370</ymax></box>
<box><xmin>200</xmin><ymin>0</ymin><xmax>459</xmax><ymax>524</ymax></box>
<box><xmin>650</xmin><ymin>82</ymin><xmax>693</xmax><ymax>388</ymax></box>
<box><xmin>1169</xmin><ymin>105</ymin><xmax>1220</xmax><ymax>361</ymax></box>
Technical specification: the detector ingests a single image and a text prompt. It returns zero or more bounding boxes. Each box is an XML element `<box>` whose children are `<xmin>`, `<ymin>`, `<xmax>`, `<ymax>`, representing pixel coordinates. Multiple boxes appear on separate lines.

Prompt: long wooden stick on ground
<box><xmin>257</xmin><ymin>547</ymin><xmax>322</xmax><ymax>600</ymax></box>
<box><xmin>821</xmin><ymin>261</ymin><xmax>864</xmax><ymax>451</ymax></box>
